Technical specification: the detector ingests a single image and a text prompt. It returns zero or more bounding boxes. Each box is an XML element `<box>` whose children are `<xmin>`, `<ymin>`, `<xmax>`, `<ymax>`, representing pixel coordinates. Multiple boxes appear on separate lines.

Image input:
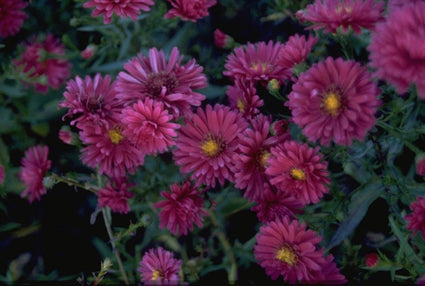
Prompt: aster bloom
<box><xmin>405</xmin><ymin>195</ymin><xmax>425</xmax><ymax>239</ymax></box>
<box><xmin>97</xmin><ymin>179</ymin><xmax>134</xmax><ymax>214</ymax></box>
<box><xmin>19</xmin><ymin>145</ymin><xmax>52</xmax><ymax>203</ymax></box>
<box><xmin>223</xmin><ymin>41</ymin><xmax>291</xmax><ymax>86</ymax></box>
<box><xmin>278</xmin><ymin>34</ymin><xmax>318</xmax><ymax>72</ymax></box>
<box><xmin>296</xmin><ymin>0</ymin><xmax>384</xmax><ymax>35</ymax></box>
<box><xmin>154</xmin><ymin>181</ymin><xmax>208</xmax><ymax>236</ymax></box>
<box><xmin>251</xmin><ymin>187</ymin><xmax>303</xmax><ymax>223</ymax></box>
<box><xmin>265</xmin><ymin>140</ymin><xmax>330</xmax><ymax>206</ymax></box>
<box><xmin>214</xmin><ymin>29</ymin><xmax>234</xmax><ymax>49</ymax></box>
<box><xmin>13</xmin><ymin>34</ymin><xmax>71</xmax><ymax>93</ymax></box>
<box><xmin>226</xmin><ymin>79</ymin><xmax>263</xmax><ymax>119</ymax></box>
<box><xmin>173</xmin><ymin>104</ymin><xmax>248</xmax><ymax>188</ymax></box>
<box><xmin>83</xmin><ymin>0</ymin><xmax>155</xmax><ymax>24</ymax></box>
<box><xmin>164</xmin><ymin>0</ymin><xmax>217</xmax><ymax>22</ymax></box>
<box><xmin>388</xmin><ymin>0</ymin><xmax>425</xmax><ymax>13</ymax></box>
<box><xmin>0</xmin><ymin>164</ymin><xmax>5</xmax><ymax>184</ymax></box>
<box><xmin>286</xmin><ymin>57</ymin><xmax>381</xmax><ymax>146</ymax></box>
<box><xmin>58</xmin><ymin>74</ymin><xmax>122</xmax><ymax>132</ymax></box>
<box><xmin>79</xmin><ymin>121</ymin><xmax>145</xmax><ymax>179</ymax></box>
<box><xmin>121</xmin><ymin>98</ymin><xmax>180</xmax><ymax>155</ymax></box>
<box><xmin>368</xmin><ymin>2</ymin><xmax>425</xmax><ymax>99</ymax></box>
<box><xmin>254</xmin><ymin>217</ymin><xmax>346</xmax><ymax>284</ymax></box>
<box><xmin>116</xmin><ymin>47</ymin><xmax>207</xmax><ymax>119</ymax></box>
<box><xmin>138</xmin><ymin>247</ymin><xmax>182</xmax><ymax>284</ymax></box>
<box><xmin>0</xmin><ymin>0</ymin><xmax>27</xmax><ymax>38</ymax></box>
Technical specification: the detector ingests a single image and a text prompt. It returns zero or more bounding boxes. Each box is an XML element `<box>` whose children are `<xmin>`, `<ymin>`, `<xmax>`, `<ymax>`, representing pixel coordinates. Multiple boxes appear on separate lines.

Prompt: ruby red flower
<box><xmin>365</xmin><ymin>253</ymin><xmax>379</xmax><ymax>268</ymax></box>
<box><xmin>286</xmin><ymin>57</ymin><xmax>381</xmax><ymax>146</ymax></box>
<box><xmin>226</xmin><ymin>79</ymin><xmax>263</xmax><ymax>119</ymax></box>
<box><xmin>405</xmin><ymin>195</ymin><xmax>425</xmax><ymax>240</ymax></box>
<box><xmin>278</xmin><ymin>34</ymin><xmax>318</xmax><ymax>71</ymax></box>
<box><xmin>138</xmin><ymin>247</ymin><xmax>182</xmax><ymax>284</ymax></box>
<box><xmin>83</xmin><ymin>0</ymin><xmax>155</xmax><ymax>24</ymax></box>
<box><xmin>0</xmin><ymin>0</ymin><xmax>28</xmax><ymax>38</ymax></box>
<box><xmin>164</xmin><ymin>0</ymin><xmax>217</xmax><ymax>22</ymax></box>
<box><xmin>19</xmin><ymin>145</ymin><xmax>52</xmax><ymax>203</ymax></box>
<box><xmin>97</xmin><ymin>179</ymin><xmax>134</xmax><ymax>214</ymax></box>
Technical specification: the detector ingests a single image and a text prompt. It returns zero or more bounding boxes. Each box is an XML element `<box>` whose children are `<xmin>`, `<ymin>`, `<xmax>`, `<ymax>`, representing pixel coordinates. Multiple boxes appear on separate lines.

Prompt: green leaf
<box><xmin>0</xmin><ymin>107</ymin><xmax>19</xmax><ymax>134</ymax></box>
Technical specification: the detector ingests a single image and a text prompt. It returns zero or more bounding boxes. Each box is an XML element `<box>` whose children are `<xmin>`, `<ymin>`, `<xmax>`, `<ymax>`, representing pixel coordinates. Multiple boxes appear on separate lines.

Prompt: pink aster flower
<box><xmin>19</xmin><ymin>145</ymin><xmax>52</xmax><ymax>203</ymax></box>
<box><xmin>254</xmin><ymin>217</ymin><xmax>346</xmax><ymax>284</ymax></box>
<box><xmin>154</xmin><ymin>181</ymin><xmax>208</xmax><ymax>236</ymax></box>
<box><xmin>79</xmin><ymin>121</ymin><xmax>144</xmax><ymax>179</ymax></box>
<box><xmin>0</xmin><ymin>0</ymin><xmax>27</xmax><ymax>38</ymax></box>
<box><xmin>13</xmin><ymin>34</ymin><xmax>71</xmax><ymax>93</ymax></box>
<box><xmin>214</xmin><ymin>28</ymin><xmax>234</xmax><ymax>49</ymax></box>
<box><xmin>138</xmin><ymin>247</ymin><xmax>182</xmax><ymax>284</ymax></box>
<box><xmin>164</xmin><ymin>0</ymin><xmax>217</xmax><ymax>22</ymax></box>
<box><xmin>296</xmin><ymin>0</ymin><xmax>384</xmax><ymax>35</ymax></box>
<box><xmin>265</xmin><ymin>140</ymin><xmax>330</xmax><ymax>206</ymax></box>
<box><xmin>97</xmin><ymin>178</ymin><xmax>134</xmax><ymax>214</ymax></box>
<box><xmin>405</xmin><ymin>195</ymin><xmax>425</xmax><ymax>240</ymax></box>
<box><xmin>286</xmin><ymin>57</ymin><xmax>381</xmax><ymax>146</ymax></box>
<box><xmin>116</xmin><ymin>47</ymin><xmax>207</xmax><ymax>119</ymax></box>
<box><xmin>251</xmin><ymin>188</ymin><xmax>303</xmax><ymax>223</ymax></box>
<box><xmin>173</xmin><ymin>104</ymin><xmax>248</xmax><ymax>188</ymax></box>
<box><xmin>223</xmin><ymin>41</ymin><xmax>291</xmax><ymax>86</ymax></box>
<box><xmin>0</xmin><ymin>164</ymin><xmax>5</xmax><ymax>184</ymax></box>
<box><xmin>368</xmin><ymin>2</ymin><xmax>425</xmax><ymax>99</ymax></box>
<box><xmin>81</xmin><ymin>44</ymin><xmax>96</xmax><ymax>59</ymax></box>
<box><xmin>278</xmin><ymin>34</ymin><xmax>318</xmax><ymax>71</ymax></box>
<box><xmin>226</xmin><ymin>79</ymin><xmax>263</xmax><ymax>119</ymax></box>
<box><xmin>121</xmin><ymin>98</ymin><xmax>180</xmax><ymax>155</ymax></box>
<box><xmin>83</xmin><ymin>0</ymin><xmax>155</xmax><ymax>24</ymax></box>
<box><xmin>59</xmin><ymin>74</ymin><xmax>122</xmax><ymax>132</ymax></box>
<box><xmin>388</xmin><ymin>0</ymin><xmax>425</xmax><ymax>13</ymax></box>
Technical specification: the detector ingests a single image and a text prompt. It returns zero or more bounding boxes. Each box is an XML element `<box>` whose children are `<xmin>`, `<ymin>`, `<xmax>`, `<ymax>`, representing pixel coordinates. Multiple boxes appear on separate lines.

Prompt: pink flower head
<box><xmin>116</xmin><ymin>47</ymin><xmax>207</xmax><ymax>119</ymax></box>
<box><xmin>226</xmin><ymin>79</ymin><xmax>263</xmax><ymax>119</ymax></box>
<box><xmin>223</xmin><ymin>41</ymin><xmax>291</xmax><ymax>86</ymax></box>
<box><xmin>405</xmin><ymin>195</ymin><xmax>425</xmax><ymax>240</ymax></box>
<box><xmin>0</xmin><ymin>0</ymin><xmax>27</xmax><ymax>38</ymax></box>
<box><xmin>388</xmin><ymin>0</ymin><xmax>425</xmax><ymax>13</ymax></box>
<box><xmin>0</xmin><ymin>164</ymin><xmax>5</xmax><ymax>184</ymax></box>
<box><xmin>286</xmin><ymin>57</ymin><xmax>381</xmax><ymax>146</ymax></box>
<box><xmin>296</xmin><ymin>0</ymin><xmax>384</xmax><ymax>35</ymax></box>
<box><xmin>83</xmin><ymin>0</ymin><xmax>155</xmax><ymax>24</ymax></box>
<box><xmin>251</xmin><ymin>188</ymin><xmax>303</xmax><ymax>223</ymax></box>
<box><xmin>59</xmin><ymin>74</ymin><xmax>122</xmax><ymax>132</ymax></box>
<box><xmin>58</xmin><ymin>128</ymin><xmax>73</xmax><ymax>145</ymax></box>
<box><xmin>265</xmin><ymin>141</ymin><xmax>330</xmax><ymax>206</ymax></box>
<box><xmin>368</xmin><ymin>2</ymin><xmax>425</xmax><ymax>99</ymax></box>
<box><xmin>13</xmin><ymin>34</ymin><xmax>71</xmax><ymax>93</ymax></box>
<box><xmin>233</xmin><ymin>114</ymin><xmax>288</xmax><ymax>202</ymax></box>
<box><xmin>81</xmin><ymin>45</ymin><xmax>96</xmax><ymax>59</ymax></box>
<box><xmin>164</xmin><ymin>0</ymin><xmax>217</xmax><ymax>22</ymax></box>
<box><xmin>79</xmin><ymin>121</ymin><xmax>144</xmax><ymax>179</ymax></box>
<box><xmin>154</xmin><ymin>181</ymin><xmax>208</xmax><ymax>236</ymax></box>
<box><xmin>19</xmin><ymin>145</ymin><xmax>52</xmax><ymax>203</ymax></box>
<box><xmin>254</xmin><ymin>217</ymin><xmax>346</xmax><ymax>284</ymax></box>
<box><xmin>416</xmin><ymin>155</ymin><xmax>425</xmax><ymax>176</ymax></box>
<box><xmin>278</xmin><ymin>34</ymin><xmax>318</xmax><ymax>70</ymax></box>
<box><xmin>138</xmin><ymin>247</ymin><xmax>182</xmax><ymax>284</ymax></box>
<box><xmin>173</xmin><ymin>104</ymin><xmax>248</xmax><ymax>188</ymax></box>
<box><xmin>214</xmin><ymin>28</ymin><xmax>232</xmax><ymax>49</ymax></box>
<box><xmin>365</xmin><ymin>253</ymin><xmax>379</xmax><ymax>268</ymax></box>
<box><xmin>97</xmin><ymin>178</ymin><xmax>134</xmax><ymax>214</ymax></box>
<box><xmin>121</xmin><ymin>98</ymin><xmax>180</xmax><ymax>155</ymax></box>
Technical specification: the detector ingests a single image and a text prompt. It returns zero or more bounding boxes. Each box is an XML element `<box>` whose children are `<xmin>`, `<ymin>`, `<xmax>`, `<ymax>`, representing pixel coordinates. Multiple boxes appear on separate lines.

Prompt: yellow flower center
<box><xmin>151</xmin><ymin>270</ymin><xmax>161</xmax><ymax>281</ymax></box>
<box><xmin>322</xmin><ymin>91</ymin><xmax>341</xmax><ymax>116</ymax></box>
<box><xmin>202</xmin><ymin>139</ymin><xmax>220</xmax><ymax>157</ymax></box>
<box><xmin>276</xmin><ymin>246</ymin><xmax>298</xmax><ymax>266</ymax></box>
<box><xmin>260</xmin><ymin>151</ymin><xmax>271</xmax><ymax>167</ymax></box>
<box><xmin>290</xmin><ymin>168</ymin><xmax>306</xmax><ymax>181</ymax></box>
<box><xmin>237</xmin><ymin>98</ymin><xmax>246</xmax><ymax>113</ymax></box>
<box><xmin>108</xmin><ymin>128</ymin><xmax>124</xmax><ymax>144</ymax></box>
<box><xmin>252</xmin><ymin>63</ymin><xmax>268</xmax><ymax>73</ymax></box>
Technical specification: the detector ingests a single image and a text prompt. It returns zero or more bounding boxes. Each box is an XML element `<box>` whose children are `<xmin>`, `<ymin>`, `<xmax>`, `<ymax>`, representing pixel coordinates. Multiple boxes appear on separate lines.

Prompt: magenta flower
<box><xmin>83</xmin><ymin>0</ymin><xmax>155</xmax><ymax>24</ymax></box>
<box><xmin>368</xmin><ymin>2</ymin><xmax>425</xmax><ymax>99</ymax></box>
<box><xmin>286</xmin><ymin>57</ymin><xmax>381</xmax><ymax>146</ymax></box>
<box><xmin>13</xmin><ymin>34</ymin><xmax>71</xmax><ymax>93</ymax></box>
<box><xmin>81</xmin><ymin>45</ymin><xmax>96</xmax><ymax>59</ymax></box>
<box><xmin>214</xmin><ymin>29</ymin><xmax>230</xmax><ymax>49</ymax></box>
<box><xmin>59</xmin><ymin>73</ymin><xmax>122</xmax><ymax>132</ymax></box>
<box><xmin>19</xmin><ymin>145</ymin><xmax>52</xmax><ymax>203</ymax></box>
<box><xmin>79</xmin><ymin>122</ymin><xmax>144</xmax><ymax>179</ymax></box>
<box><xmin>138</xmin><ymin>247</ymin><xmax>182</xmax><ymax>284</ymax></box>
<box><xmin>416</xmin><ymin>155</ymin><xmax>425</xmax><ymax>176</ymax></box>
<box><xmin>405</xmin><ymin>195</ymin><xmax>425</xmax><ymax>240</ymax></box>
<box><xmin>254</xmin><ymin>217</ymin><xmax>346</xmax><ymax>284</ymax></box>
<box><xmin>296</xmin><ymin>0</ymin><xmax>384</xmax><ymax>35</ymax></box>
<box><xmin>173</xmin><ymin>104</ymin><xmax>248</xmax><ymax>188</ymax></box>
<box><xmin>164</xmin><ymin>0</ymin><xmax>217</xmax><ymax>22</ymax></box>
<box><xmin>116</xmin><ymin>47</ymin><xmax>207</xmax><ymax>119</ymax></box>
<box><xmin>121</xmin><ymin>98</ymin><xmax>180</xmax><ymax>155</ymax></box>
<box><xmin>223</xmin><ymin>41</ymin><xmax>291</xmax><ymax>86</ymax></box>
<box><xmin>388</xmin><ymin>0</ymin><xmax>425</xmax><ymax>13</ymax></box>
<box><xmin>0</xmin><ymin>0</ymin><xmax>27</xmax><ymax>38</ymax></box>
<box><xmin>0</xmin><ymin>165</ymin><xmax>5</xmax><ymax>184</ymax></box>
<box><xmin>154</xmin><ymin>181</ymin><xmax>208</xmax><ymax>236</ymax></box>
<box><xmin>278</xmin><ymin>34</ymin><xmax>318</xmax><ymax>71</ymax></box>
<box><xmin>58</xmin><ymin>128</ymin><xmax>73</xmax><ymax>145</ymax></box>
<box><xmin>265</xmin><ymin>141</ymin><xmax>330</xmax><ymax>206</ymax></box>
<box><xmin>97</xmin><ymin>179</ymin><xmax>134</xmax><ymax>214</ymax></box>
<box><xmin>226</xmin><ymin>79</ymin><xmax>263</xmax><ymax>119</ymax></box>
